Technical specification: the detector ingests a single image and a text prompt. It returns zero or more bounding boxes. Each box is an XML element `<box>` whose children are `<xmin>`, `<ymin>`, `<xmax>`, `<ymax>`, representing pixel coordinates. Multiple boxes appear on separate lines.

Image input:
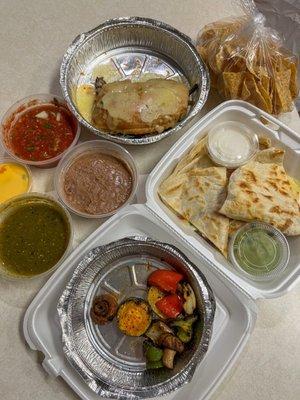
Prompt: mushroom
<box><xmin>158</xmin><ymin>333</ymin><xmax>184</xmax><ymax>353</ymax></box>
<box><xmin>145</xmin><ymin>321</ymin><xmax>173</xmax><ymax>344</ymax></box>
<box><xmin>162</xmin><ymin>349</ymin><xmax>177</xmax><ymax>369</ymax></box>
<box><xmin>180</xmin><ymin>282</ymin><xmax>196</xmax><ymax>315</ymax></box>
<box><xmin>90</xmin><ymin>294</ymin><xmax>118</xmax><ymax>325</ymax></box>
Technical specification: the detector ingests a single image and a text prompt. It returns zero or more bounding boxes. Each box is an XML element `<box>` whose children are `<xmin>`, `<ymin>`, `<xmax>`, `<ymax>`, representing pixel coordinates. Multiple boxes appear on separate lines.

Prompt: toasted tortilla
<box><xmin>219</xmin><ymin>161</ymin><xmax>300</xmax><ymax>235</ymax></box>
<box><xmin>159</xmin><ymin>166</ymin><xmax>229</xmax><ymax>255</ymax></box>
<box><xmin>172</xmin><ymin>137</ymin><xmax>214</xmax><ymax>175</ymax></box>
<box><xmin>253</xmin><ymin>147</ymin><xmax>284</xmax><ymax>165</ymax></box>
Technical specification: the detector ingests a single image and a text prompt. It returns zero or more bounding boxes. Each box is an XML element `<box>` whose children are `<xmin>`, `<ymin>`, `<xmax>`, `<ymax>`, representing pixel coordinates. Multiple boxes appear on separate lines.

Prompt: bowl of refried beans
<box><xmin>54</xmin><ymin>140</ymin><xmax>138</xmax><ymax>218</ymax></box>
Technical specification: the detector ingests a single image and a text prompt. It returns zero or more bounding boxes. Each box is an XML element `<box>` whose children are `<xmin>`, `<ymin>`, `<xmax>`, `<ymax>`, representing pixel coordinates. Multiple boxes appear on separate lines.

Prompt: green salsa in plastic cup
<box><xmin>229</xmin><ymin>221</ymin><xmax>290</xmax><ymax>282</ymax></box>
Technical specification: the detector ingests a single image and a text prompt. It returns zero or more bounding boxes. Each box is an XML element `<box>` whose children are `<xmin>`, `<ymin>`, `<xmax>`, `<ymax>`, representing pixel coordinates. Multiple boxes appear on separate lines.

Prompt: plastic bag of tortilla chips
<box><xmin>196</xmin><ymin>0</ymin><xmax>299</xmax><ymax>115</ymax></box>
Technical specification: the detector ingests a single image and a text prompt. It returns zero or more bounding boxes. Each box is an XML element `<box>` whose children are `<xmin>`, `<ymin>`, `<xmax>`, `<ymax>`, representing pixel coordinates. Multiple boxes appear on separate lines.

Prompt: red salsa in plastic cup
<box><xmin>1</xmin><ymin>94</ymin><xmax>80</xmax><ymax>168</ymax></box>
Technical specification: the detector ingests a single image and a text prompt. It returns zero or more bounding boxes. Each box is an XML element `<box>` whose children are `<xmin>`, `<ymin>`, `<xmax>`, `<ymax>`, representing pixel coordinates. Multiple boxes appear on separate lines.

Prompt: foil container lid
<box><xmin>60</xmin><ymin>17</ymin><xmax>210</xmax><ymax>145</ymax></box>
<box><xmin>57</xmin><ymin>237</ymin><xmax>215</xmax><ymax>399</ymax></box>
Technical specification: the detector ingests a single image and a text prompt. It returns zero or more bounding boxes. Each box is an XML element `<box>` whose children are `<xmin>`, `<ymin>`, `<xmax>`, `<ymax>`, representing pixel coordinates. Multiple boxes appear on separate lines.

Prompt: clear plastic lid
<box><xmin>229</xmin><ymin>221</ymin><xmax>290</xmax><ymax>282</ymax></box>
<box><xmin>207</xmin><ymin>121</ymin><xmax>259</xmax><ymax>168</ymax></box>
<box><xmin>54</xmin><ymin>140</ymin><xmax>138</xmax><ymax>219</ymax></box>
<box><xmin>0</xmin><ymin>157</ymin><xmax>32</xmax><ymax>203</ymax></box>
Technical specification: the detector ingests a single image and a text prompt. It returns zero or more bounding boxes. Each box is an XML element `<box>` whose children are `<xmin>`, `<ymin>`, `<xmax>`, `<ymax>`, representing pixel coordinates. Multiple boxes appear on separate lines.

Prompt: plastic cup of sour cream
<box><xmin>207</xmin><ymin>121</ymin><xmax>259</xmax><ymax>168</ymax></box>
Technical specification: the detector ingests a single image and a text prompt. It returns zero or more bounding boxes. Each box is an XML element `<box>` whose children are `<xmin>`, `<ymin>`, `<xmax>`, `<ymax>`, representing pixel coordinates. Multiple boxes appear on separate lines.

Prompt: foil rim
<box><xmin>57</xmin><ymin>236</ymin><xmax>215</xmax><ymax>399</ymax></box>
<box><xmin>60</xmin><ymin>17</ymin><xmax>210</xmax><ymax>145</ymax></box>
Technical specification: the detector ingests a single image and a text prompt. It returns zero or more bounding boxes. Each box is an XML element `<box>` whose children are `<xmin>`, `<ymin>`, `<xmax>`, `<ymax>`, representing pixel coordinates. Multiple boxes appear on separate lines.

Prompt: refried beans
<box><xmin>63</xmin><ymin>152</ymin><xmax>133</xmax><ymax>215</ymax></box>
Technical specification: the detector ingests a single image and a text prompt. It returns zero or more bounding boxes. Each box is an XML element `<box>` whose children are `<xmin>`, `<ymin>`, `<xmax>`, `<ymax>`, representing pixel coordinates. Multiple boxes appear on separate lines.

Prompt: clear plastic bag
<box><xmin>196</xmin><ymin>0</ymin><xmax>299</xmax><ymax>115</ymax></box>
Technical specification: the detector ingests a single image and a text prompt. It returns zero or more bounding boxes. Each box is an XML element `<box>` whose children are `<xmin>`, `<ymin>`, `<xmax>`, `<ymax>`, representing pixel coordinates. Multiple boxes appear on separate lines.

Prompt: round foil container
<box><xmin>57</xmin><ymin>237</ymin><xmax>215</xmax><ymax>399</ymax></box>
<box><xmin>60</xmin><ymin>17</ymin><xmax>209</xmax><ymax>145</ymax></box>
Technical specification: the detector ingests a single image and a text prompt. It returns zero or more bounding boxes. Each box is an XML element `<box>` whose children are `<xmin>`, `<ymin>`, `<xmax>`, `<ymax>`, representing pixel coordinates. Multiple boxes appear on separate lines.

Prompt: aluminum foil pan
<box><xmin>57</xmin><ymin>237</ymin><xmax>215</xmax><ymax>399</ymax></box>
<box><xmin>60</xmin><ymin>17</ymin><xmax>210</xmax><ymax>145</ymax></box>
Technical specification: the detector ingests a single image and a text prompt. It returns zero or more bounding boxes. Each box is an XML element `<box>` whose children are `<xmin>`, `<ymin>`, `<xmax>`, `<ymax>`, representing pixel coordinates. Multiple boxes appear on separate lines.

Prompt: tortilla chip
<box><xmin>258</xmin><ymin>136</ymin><xmax>271</xmax><ymax>150</ymax></box>
<box><xmin>256</xmin><ymin>81</ymin><xmax>273</xmax><ymax>114</ymax></box>
<box><xmin>273</xmin><ymin>68</ymin><xmax>293</xmax><ymax>114</ymax></box>
<box><xmin>214</xmin><ymin>48</ymin><xmax>227</xmax><ymax>74</ymax></box>
<box><xmin>223</xmin><ymin>72</ymin><xmax>244</xmax><ymax>98</ymax></box>
<box><xmin>289</xmin><ymin>61</ymin><xmax>299</xmax><ymax>99</ymax></box>
<box><xmin>245</xmin><ymin>75</ymin><xmax>273</xmax><ymax>113</ymax></box>
<box><xmin>282</xmin><ymin>58</ymin><xmax>299</xmax><ymax>99</ymax></box>
<box><xmin>197</xmin><ymin>45</ymin><xmax>208</xmax><ymax>62</ymax></box>
<box><xmin>241</xmin><ymin>78</ymin><xmax>251</xmax><ymax>100</ymax></box>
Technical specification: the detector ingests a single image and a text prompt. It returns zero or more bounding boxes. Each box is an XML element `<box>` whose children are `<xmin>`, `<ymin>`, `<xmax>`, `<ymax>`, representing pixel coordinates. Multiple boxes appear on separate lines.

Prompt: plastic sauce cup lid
<box><xmin>229</xmin><ymin>221</ymin><xmax>290</xmax><ymax>282</ymax></box>
<box><xmin>207</xmin><ymin>121</ymin><xmax>259</xmax><ymax>168</ymax></box>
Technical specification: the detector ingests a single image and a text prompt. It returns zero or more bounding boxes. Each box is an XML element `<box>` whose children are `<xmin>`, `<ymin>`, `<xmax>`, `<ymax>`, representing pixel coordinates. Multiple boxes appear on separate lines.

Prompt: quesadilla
<box><xmin>159</xmin><ymin>166</ymin><xmax>229</xmax><ymax>255</ymax></box>
<box><xmin>219</xmin><ymin>161</ymin><xmax>300</xmax><ymax>235</ymax></box>
<box><xmin>173</xmin><ymin>136</ymin><xmax>215</xmax><ymax>175</ymax></box>
<box><xmin>253</xmin><ymin>147</ymin><xmax>284</xmax><ymax>165</ymax></box>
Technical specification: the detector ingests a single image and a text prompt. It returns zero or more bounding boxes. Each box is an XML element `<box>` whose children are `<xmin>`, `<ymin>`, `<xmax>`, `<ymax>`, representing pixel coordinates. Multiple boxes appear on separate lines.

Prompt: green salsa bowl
<box><xmin>229</xmin><ymin>221</ymin><xmax>290</xmax><ymax>282</ymax></box>
<box><xmin>0</xmin><ymin>192</ymin><xmax>73</xmax><ymax>280</ymax></box>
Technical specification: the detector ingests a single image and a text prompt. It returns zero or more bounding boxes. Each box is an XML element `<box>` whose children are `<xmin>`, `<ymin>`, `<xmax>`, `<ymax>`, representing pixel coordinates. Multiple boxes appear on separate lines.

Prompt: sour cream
<box><xmin>207</xmin><ymin>121</ymin><xmax>258</xmax><ymax>168</ymax></box>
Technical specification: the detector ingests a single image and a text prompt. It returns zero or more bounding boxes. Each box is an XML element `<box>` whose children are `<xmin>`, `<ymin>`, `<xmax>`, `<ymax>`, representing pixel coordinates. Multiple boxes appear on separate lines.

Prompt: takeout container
<box><xmin>0</xmin><ymin>94</ymin><xmax>81</xmax><ymax>168</ymax></box>
<box><xmin>0</xmin><ymin>192</ymin><xmax>73</xmax><ymax>280</ymax></box>
<box><xmin>229</xmin><ymin>222</ymin><xmax>290</xmax><ymax>282</ymax></box>
<box><xmin>207</xmin><ymin>121</ymin><xmax>259</xmax><ymax>168</ymax></box>
<box><xmin>0</xmin><ymin>157</ymin><xmax>32</xmax><ymax>202</ymax></box>
<box><xmin>54</xmin><ymin>140</ymin><xmax>138</xmax><ymax>219</ymax></box>
<box><xmin>60</xmin><ymin>17</ymin><xmax>209</xmax><ymax>145</ymax></box>
<box><xmin>57</xmin><ymin>237</ymin><xmax>215</xmax><ymax>398</ymax></box>
<box><xmin>23</xmin><ymin>101</ymin><xmax>300</xmax><ymax>400</ymax></box>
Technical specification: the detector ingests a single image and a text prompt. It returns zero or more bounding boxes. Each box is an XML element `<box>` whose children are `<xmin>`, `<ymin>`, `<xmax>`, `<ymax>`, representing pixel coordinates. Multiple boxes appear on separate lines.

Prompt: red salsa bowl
<box><xmin>1</xmin><ymin>94</ymin><xmax>80</xmax><ymax>168</ymax></box>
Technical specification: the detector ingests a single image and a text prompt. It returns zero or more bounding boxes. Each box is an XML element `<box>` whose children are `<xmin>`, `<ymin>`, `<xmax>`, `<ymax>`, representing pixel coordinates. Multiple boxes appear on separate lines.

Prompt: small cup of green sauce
<box><xmin>0</xmin><ymin>193</ymin><xmax>73</xmax><ymax>280</ymax></box>
<box><xmin>229</xmin><ymin>222</ymin><xmax>290</xmax><ymax>281</ymax></box>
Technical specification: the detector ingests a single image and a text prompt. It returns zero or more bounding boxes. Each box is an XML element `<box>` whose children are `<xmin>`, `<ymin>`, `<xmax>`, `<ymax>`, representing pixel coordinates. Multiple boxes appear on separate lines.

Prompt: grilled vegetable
<box><xmin>147</xmin><ymin>286</ymin><xmax>166</xmax><ymax>319</ymax></box>
<box><xmin>171</xmin><ymin>316</ymin><xmax>198</xmax><ymax>343</ymax></box>
<box><xmin>180</xmin><ymin>282</ymin><xmax>196</xmax><ymax>315</ymax></box>
<box><xmin>90</xmin><ymin>294</ymin><xmax>118</xmax><ymax>325</ymax></box>
<box><xmin>158</xmin><ymin>333</ymin><xmax>184</xmax><ymax>353</ymax></box>
<box><xmin>147</xmin><ymin>269</ymin><xmax>183</xmax><ymax>293</ymax></box>
<box><xmin>162</xmin><ymin>349</ymin><xmax>177</xmax><ymax>369</ymax></box>
<box><xmin>146</xmin><ymin>360</ymin><xmax>164</xmax><ymax>369</ymax></box>
<box><xmin>117</xmin><ymin>298</ymin><xmax>151</xmax><ymax>337</ymax></box>
<box><xmin>155</xmin><ymin>294</ymin><xmax>183</xmax><ymax>319</ymax></box>
<box><xmin>145</xmin><ymin>321</ymin><xmax>173</xmax><ymax>344</ymax></box>
<box><xmin>144</xmin><ymin>341</ymin><xmax>163</xmax><ymax>362</ymax></box>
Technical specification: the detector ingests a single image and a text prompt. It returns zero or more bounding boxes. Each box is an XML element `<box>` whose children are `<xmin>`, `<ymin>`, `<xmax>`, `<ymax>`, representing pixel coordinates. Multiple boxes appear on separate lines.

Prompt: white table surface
<box><xmin>0</xmin><ymin>1</ymin><xmax>299</xmax><ymax>400</ymax></box>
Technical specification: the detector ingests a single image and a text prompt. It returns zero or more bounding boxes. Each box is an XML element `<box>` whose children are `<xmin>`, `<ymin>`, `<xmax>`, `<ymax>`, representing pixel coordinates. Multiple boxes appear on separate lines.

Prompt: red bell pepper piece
<box><xmin>155</xmin><ymin>294</ymin><xmax>183</xmax><ymax>319</ymax></box>
<box><xmin>147</xmin><ymin>269</ymin><xmax>183</xmax><ymax>293</ymax></box>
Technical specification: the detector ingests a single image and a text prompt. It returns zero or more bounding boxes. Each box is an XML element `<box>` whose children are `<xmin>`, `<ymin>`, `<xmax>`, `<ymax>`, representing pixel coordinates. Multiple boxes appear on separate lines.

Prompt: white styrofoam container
<box><xmin>146</xmin><ymin>100</ymin><xmax>300</xmax><ymax>300</ymax></box>
<box><xmin>23</xmin><ymin>101</ymin><xmax>300</xmax><ymax>400</ymax></box>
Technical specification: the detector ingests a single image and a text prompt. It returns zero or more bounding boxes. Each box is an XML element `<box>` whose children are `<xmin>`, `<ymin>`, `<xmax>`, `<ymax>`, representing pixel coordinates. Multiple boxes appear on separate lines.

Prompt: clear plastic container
<box><xmin>54</xmin><ymin>140</ymin><xmax>138</xmax><ymax>219</ymax></box>
<box><xmin>0</xmin><ymin>157</ymin><xmax>32</xmax><ymax>203</ymax></box>
<box><xmin>0</xmin><ymin>192</ymin><xmax>73</xmax><ymax>280</ymax></box>
<box><xmin>207</xmin><ymin>121</ymin><xmax>259</xmax><ymax>168</ymax></box>
<box><xmin>0</xmin><ymin>94</ymin><xmax>81</xmax><ymax>168</ymax></box>
<box><xmin>229</xmin><ymin>221</ymin><xmax>290</xmax><ymax>282</ymax></box>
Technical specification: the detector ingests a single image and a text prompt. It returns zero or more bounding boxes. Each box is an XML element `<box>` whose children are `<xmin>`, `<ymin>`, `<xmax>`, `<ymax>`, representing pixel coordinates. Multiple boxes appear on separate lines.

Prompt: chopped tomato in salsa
<box><xmin>9</xmin><ymin>104</ymin><xmax>76</xmax><ymax>161</ymax></box>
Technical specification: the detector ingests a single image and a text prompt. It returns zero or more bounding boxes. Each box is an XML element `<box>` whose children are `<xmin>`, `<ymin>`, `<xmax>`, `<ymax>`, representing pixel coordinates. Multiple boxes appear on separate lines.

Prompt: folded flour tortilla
<box><xmin>219</xmin><ymin>161</ymin><xmax>300</xmax><ymax>235</ymax></box>
<box><xmin>159</xmin><ymin>166</ymin><xmax>229</xmax><ymax>255</ymax></box>
<box><xmin>159</xmin><ymin>134</ymin><xmax>300</xmax><ymax>259</ymax></box>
